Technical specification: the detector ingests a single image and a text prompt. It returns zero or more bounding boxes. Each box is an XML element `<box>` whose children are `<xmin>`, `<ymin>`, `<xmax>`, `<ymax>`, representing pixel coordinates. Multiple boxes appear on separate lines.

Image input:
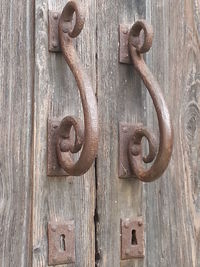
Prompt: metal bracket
<box><xmin>119</xmin><ymin>24</ymin><xmax>131</xmax><ymax>64</ymax></box>
<box><xmin>47</xmin><ymin>119</ymin><xmax>68</xmax><ymax>176</ymax></box>
<box><xmin>119</xmin><ymin>123</ymin><xmax>141</xmax><ymax>178</ymax></box>
<box><xmin>48</xmin><ymin>221</ymin><xmax>75</xmax><ymax>265</ymax></box>
<box><xmin>121</xmin><ymin>218</ymin><xmax>144</xmax><ymax>260</ymax></box>
<box><xmin>48</xmin><ymin>10</ymin><xmax>61</xmax><ymax>52</ymax></box>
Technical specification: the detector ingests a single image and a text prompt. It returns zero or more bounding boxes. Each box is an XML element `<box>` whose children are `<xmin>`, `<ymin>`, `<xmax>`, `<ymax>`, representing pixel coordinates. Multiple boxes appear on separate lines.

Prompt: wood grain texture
<box><xmin>32</xmin><ymin>0</ymin><xmax>96</xmax><ymax>266</ymax></box>
<box><xmin>144</xmin><ymin>0</ymin><xmax>200</xmax><ymax>266</ymax></box>
<box><xmin>1</xmin><ymin>1</ymin><xmax>199</xmax><ymax>266</ymax></box>
<box><xmin>0</xmin><ymin>0</ymin><xmax>34</xmax><ymax>266</ymax></box>
<box><xmin>96</xmin><ymin>0</ymin><xmax>200</xmax><ymax>266</ymax></box>
<box><xmin>96</xmin><ymin>1</ymin><xmax>146</xmax><ymax>266</ymax></box>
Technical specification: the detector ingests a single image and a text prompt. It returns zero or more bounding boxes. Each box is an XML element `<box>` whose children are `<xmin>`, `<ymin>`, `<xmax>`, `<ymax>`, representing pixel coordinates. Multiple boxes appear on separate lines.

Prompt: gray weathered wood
<box><xmin>1</xmin><ymin>0</ymin><xmax>200</xmax><ymax>266</ymax></box>
<box><xmin>96</xmin><ymin>1</ymin><xmax>146</xmax><ymax>266</ymax></box>
<box><xmin>144</xmin><ymin>1</ymin><xmax>200</xmax><ymax>267</ymax></box>
<box><xmin>32</xmin><ymin>0</ymin><xmax>96</xmax><ymax>266</ymax></box>
<box><xmin>0</xmin><ymin>0</ymin><xmax>34</xmax><ymax>266</ymax></box>
<box><xmin>96</xmin><ymin>0</ymin><xmax>200</xmax><ymax>267</ymax></box>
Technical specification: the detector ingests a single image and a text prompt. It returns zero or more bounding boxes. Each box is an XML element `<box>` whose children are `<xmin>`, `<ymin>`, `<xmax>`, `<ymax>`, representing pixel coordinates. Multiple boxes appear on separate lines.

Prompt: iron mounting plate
<box><xmin>119</xmin><ymin>123</ymin><xmax>141</xmax><ymax>178</ymax></box>
<box><xmin>48</xmin><ymin>11</ymin><xmax>61</xmax><ymax>52</ymax></box>
<box><xmin>48</xmin><ymin>221</ymin><xmax>75</xmax><ymax>265</ymax></box>
<box><xmin>119</xmin><ymin>24</ymin><xmax>132</xmax><ymax>64</ymax></box>
<box><xmin>47</xmin><ymin>119</ymin><xmax>68</xmax><ymax>176</ymax></box>
<box><xmin>121</xmin><ymin>218</ymin><xmax>144</xmax><ymax>260</ymax></box>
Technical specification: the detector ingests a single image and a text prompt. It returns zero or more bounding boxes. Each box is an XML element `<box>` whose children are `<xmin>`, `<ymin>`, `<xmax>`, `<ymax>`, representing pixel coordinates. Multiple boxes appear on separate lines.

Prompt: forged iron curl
<box><xmin>128</xmin><ymin>20</ymin><xmax>173</xmax><ymax>182</ymax></box>
<box><xmin>56</xmin><ymin>1</ymin><xmax>98</xmax><ymax>176</ymax></box>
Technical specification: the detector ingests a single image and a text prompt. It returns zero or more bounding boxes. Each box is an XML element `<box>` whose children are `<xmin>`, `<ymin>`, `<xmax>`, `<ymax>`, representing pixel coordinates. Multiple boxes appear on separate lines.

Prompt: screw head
<box><xmin>67</xmin><ymin>224</ymin><xmax>73</xmax><ymax>232</ymax></box>
<box><xmin>123</xmin><ymin>28</ymin><xmax>128</xmax><ymax>34</ymax></box>
<box><xmin>52</xmin><ymin>41</ymin><xmax>58</xmax><ymax>48</ymax></box>
<box><xmin>62</xmin><ymin>27</ymin><xmax>68</xmax><ymax>33</ymax></box>
<box><xmin>138</xmin><ymin>221</ymin><xmax>143</xmax><ymax>227</ymax></box>
<box><xmin>125</xmin><ymin>249</ymin><xmax>130</xmax><ymax>255</ymax></box>
<box><xmin>124</xmin><ymin>221</ymin><xmax>129</xmax><ymax>229</ymax></box>
<box><xmin>53</xmin><ymin>166</ymin><xmax>56</xmax><ymax>171</ymax></box>
<box><xmin>60</xmin><ymin>139</ymin><xmax>70</xmax><ymax>152</ymax></box>
<box><xmin>122</xmin><ymin>127</ymin><xmax>128</xmax><ymax>133</ymax></box>
<box><xmin>130</xmin><ymin>146</ymin><xmax>140</xmax><ymax>156</ymax></box>
<box><xmin>51</xmin><ymin>225</ymin><xmax>56</xmax><ymax>232</ymax></box>
<box><xmin>62</xmin><ymin>22</ymin><xmax>69</xmax><ymax>33</ymax></box>
<box><xmin>53</xmin><ymin>13</ymin><xmax>58</xmax><ymax>19</ymax></box>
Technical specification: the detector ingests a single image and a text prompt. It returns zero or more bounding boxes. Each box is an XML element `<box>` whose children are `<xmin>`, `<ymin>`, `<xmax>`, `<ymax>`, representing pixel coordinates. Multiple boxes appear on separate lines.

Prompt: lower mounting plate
<box><xmin>47</xmin><ymin>119</ymin><xmax>68</xmax><ymax>176</ymax></box>
<box><xmin>121</xmin><ymin>218</ymin><xmax>145</xmax><ymax>259</ymax></box>
<box><xmin>48</xmin><ymin>221</ymin><xmax>75</xmax><ymax>265</ymax></box>
<box><xmin>119</xmin><ymin>122</ymin><xmax>142</xmax><ymax>178</ymax></box>
<box><xmin>119</xmin><ymin>24</ymin><xmax>132</xmax><ymax>64</ymax></box>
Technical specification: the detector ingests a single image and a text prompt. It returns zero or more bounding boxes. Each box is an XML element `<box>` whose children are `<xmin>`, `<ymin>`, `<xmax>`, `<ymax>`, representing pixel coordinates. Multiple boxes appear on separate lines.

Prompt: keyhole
<box><xmin>131</xmin><ymin>229</ymin><xmax>137</xmax><ymax>245</ymax></box>
<box><xmin>60</xmin><ymin>234</ymin><xmax>66</xmax><ymax>251</ymax></box>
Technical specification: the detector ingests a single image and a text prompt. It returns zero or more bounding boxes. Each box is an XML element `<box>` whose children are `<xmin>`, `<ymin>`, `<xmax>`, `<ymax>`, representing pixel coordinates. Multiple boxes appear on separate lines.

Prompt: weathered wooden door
<box><xmin>0</xmin><ymin>0</ymin><xmax>199</xmax><ymax>266</ymax></box>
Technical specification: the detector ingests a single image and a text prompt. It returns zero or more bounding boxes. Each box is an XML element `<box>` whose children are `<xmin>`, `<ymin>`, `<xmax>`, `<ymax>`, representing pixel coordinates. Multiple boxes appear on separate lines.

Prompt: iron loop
<box><xmin>129</xmin><ymin>20</ymin><xmax>153</xmax><ymax>54</ymax></box>
<box><xmin>59</xmin><ymin>0</ymin><xmax>85</xmax><ymax>38</ymax></box>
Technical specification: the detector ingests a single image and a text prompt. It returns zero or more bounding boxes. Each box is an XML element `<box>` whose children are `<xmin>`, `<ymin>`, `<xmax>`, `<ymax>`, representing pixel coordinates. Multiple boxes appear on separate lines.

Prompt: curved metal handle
<box><xmin>55</xmin><ymin>1</ymin><xmax>98</xmax><ymax>176</ymax></box>
<box><xmin>127</xmin><ymin>20</ymin><xmax>173</xmax><ymax>182</ymax></box>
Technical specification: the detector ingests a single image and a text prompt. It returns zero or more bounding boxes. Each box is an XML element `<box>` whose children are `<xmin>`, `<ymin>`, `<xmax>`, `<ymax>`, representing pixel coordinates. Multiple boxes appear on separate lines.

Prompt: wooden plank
<box><xmin>144</xmin><ymin>0</ymin><xmax>200</xmax><ymax>266</ymax></box>
<box><xmin>32</xmin><ymin>0</ymin><xmax>96</xmax><ymax>266</ymax></box>
<box><xmin>0</xmin><ymin>0</ymin><xmax>34</xmax><ymax>266</ymax></box>
<box><xmin>96</xmin><ymin>1</ymin><xmax>146</xmax><ymax>266</ymax></box>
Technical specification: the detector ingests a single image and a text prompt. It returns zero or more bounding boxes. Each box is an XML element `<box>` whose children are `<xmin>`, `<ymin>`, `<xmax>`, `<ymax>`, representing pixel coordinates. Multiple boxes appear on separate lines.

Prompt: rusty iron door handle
<box><xmin>119</xmin><ymin>20</ymin><xmax>173</xmax><ymax>182</ymax></box>
<box><xmin>47</xmin><ymin>1</ymin><xmax>98</xmax><ymax>176</ymax></box>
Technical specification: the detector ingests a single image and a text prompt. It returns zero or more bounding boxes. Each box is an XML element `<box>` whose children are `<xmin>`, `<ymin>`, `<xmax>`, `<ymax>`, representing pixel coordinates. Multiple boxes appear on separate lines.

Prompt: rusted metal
<box><xmin>119</xmin><ymin>24</ymin><xmax>131</xmax><ymax>64</ymax></box>
<box><xmin>121</xmin><ymin>218</ymin><xmax>144</xmax><ymax>260</ymax></box>
<box><xmin>119</xmin><ymin>20</ymin><xmax>173</xmax><ymax>182</ymax></box>
<box><xmin>119</xmin><ymin>123</ymin><xmax>140</xmax><ymax>178</ymax></box>
<box><xmin>48</xmin><ymin>221</ymin><xmax>75</xmax><ymax>265</ymax></box>
<box><xmin>48</xmin><ymin>11</ymin><xmax>61</xmax><ymax>52</ymax></box>
<box><xmin>48</xmin><ymin>1</ymin><xmax>98</xmax><ymax>176</ymax></box>
<box><xmin>119</xmin><ymin>123</ymin><xmax>157</xmax><ymax>178</ymax></box>
<box><xmin>47</xmin><ymin>120</ymin><xmax>68</xmax><ymax>176</ymax></box>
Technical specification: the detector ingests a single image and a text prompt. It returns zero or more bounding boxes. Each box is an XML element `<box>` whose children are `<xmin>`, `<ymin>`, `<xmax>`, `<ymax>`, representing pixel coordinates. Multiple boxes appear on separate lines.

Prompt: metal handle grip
<box><xmin>128</xmin><ymin>20</ymin><xmax>173</xmax><ymax>182</ymax></box>
<box><xmin>55</xmin><ymin>1</ymin><xmax>98</xmax><ymax>176</ymax></box>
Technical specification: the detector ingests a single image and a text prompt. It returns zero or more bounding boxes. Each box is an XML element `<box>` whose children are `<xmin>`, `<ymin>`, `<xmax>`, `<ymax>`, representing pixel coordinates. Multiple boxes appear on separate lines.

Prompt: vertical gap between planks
<box><xmin>94</xmin><ymin>159</ymin><xmax>100</xmax><ymax>266</ymax></box>
<box><xmin>29</xmin><ymin>0</ymin><xmax>36</xmax><ymax>265</ymax></box>
<box><xmin>94</xmin><ymin>5</ymin><xmax>100</xmax><ymax>264</ymax></box>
